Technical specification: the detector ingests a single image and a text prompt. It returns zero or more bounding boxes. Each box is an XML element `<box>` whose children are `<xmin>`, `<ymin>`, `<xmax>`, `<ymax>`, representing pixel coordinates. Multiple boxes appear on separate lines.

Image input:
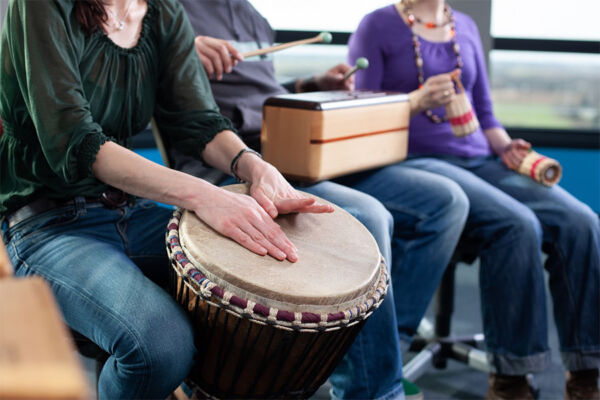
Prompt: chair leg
<box><xmin>435</xmin><ymin>262</ymin><xmax>457</xmax><ymax>338</ymax></box>
<box><xmin>404</xmin><ymin>257</ymin><xmax>496</xmax><ymax>384</ymax></box>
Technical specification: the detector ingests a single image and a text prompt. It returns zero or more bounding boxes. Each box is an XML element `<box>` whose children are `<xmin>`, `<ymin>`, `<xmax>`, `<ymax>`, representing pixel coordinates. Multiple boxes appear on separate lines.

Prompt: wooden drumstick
<box><xmin>0</xmin><ymin>240</ymin><xmax>13</xmax><ymax>279</ymax></box>
<box><xmin>343</xmin><ymin>57</ymin><xmax>369</xmax><ymax>80</ymax></box>
<box><xmin>242</xmin><ymin>32</ymin><xmax>332</xmax><ymax>58</ymax></box>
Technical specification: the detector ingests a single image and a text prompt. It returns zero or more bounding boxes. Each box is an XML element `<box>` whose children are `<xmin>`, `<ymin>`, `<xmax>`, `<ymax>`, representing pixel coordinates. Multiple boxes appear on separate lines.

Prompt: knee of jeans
<box><xmin>437</xmin><ymin>179</ymin><xmax>469</xmax><ymax>223</ymax></box>
<box><xmin>355</xmin><ymin>199</ymin><xmax>393</xmax><ymax>250</ymax></box>
<box><xmin>358</xmin><ymin>199</ymin><xmax>393</xmax><ymax>235</ymax></box>
<box><xmin>505</xmin><ymin>207</ymin><xmax>542</xmax><ymax>245</ymax></box>
<box><xmin>560</xmin><ymin>205</ymin><xmax>600</xmax><ymax>240</ymax></box>
<box><xmin>148</xmin><ymin>316</ymin><xmax>195</xmax><ymax>387</ymax></box>
<box><xmin>119</xmin><ymin>310</ymin><xmax>195</xmax><ymax>390</ymax></box>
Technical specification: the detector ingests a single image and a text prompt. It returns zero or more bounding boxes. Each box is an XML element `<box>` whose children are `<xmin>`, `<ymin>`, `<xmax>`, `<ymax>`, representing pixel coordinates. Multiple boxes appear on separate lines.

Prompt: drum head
<box><xmin>178</xmin><ymin>184</ymin><xmax>381</xmax><ymax>313</ymax></box>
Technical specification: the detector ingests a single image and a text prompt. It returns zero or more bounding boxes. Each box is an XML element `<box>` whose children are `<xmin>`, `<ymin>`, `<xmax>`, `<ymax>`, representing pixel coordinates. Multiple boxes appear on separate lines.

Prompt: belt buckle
<box><xmin>100</xmin><ymin>190</ymin><xmax>129</xmax><ymax>209</ymax></box>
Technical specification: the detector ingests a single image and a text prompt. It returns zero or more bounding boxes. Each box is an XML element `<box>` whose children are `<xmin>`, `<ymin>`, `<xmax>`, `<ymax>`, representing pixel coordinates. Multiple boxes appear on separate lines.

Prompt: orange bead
<box><xmin>426</xmin><ymin>22</ymin><xmax>436</xmax><ymax>29</ymax></box>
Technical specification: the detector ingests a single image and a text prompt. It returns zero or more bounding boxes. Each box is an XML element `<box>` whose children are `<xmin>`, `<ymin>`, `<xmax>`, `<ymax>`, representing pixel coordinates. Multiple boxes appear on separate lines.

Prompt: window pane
<box><xmin>491</xmin><ymin>0</ymin><xmax>600</xmax><ymax>41</ymax></box>
<box><xmin>248</xmin><ymin>0</ymin><xmax>392</xmax><ymax>32</ymax></box>
<box><xmin>490</xmin><ymin>50</ymin><xmax>600</xmax><ymax>130</ymax></box>
<box><xmin>273</xmin><ymin>45</ymin><xmax>347</xmax><ymax>83</ymax></box>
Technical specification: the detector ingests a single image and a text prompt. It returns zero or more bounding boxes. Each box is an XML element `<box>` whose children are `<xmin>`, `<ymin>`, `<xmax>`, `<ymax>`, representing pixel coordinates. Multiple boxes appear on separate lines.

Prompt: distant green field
<box><xmin>494</xmin><ymin>103</ymin><xmax>576</xmax><ymax>129</ymax></box>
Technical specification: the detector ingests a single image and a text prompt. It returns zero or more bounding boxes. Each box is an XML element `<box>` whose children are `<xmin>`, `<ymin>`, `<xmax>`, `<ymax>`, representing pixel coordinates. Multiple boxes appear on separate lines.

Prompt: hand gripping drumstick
<box><xmin>242</xmin><ymin>32</ymin><xmax>333</xmax><ymax>58</ymax></box>
<box><xmin>343</xmin><ymin>57</ymin><xmax>370</xmax><ymax>80</ymax></box>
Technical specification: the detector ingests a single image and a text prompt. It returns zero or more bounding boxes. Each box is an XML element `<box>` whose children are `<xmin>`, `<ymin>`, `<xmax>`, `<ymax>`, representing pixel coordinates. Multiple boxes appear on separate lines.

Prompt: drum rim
<box><xmin>166</xmin><ymin>209</ymin><xmax>389</xmax><ymax>331</ymax></box>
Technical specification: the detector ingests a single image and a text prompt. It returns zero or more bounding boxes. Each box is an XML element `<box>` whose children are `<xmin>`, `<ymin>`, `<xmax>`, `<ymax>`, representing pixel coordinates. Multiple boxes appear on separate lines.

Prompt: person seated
<box><xmin>174</xmin><ymin>1</ymin><xmax>471</xmax><ymax>399</ymax></box>
<box><xmin>349</xmin><ymin>1</ymin><xmax>600</xmax><ymax>398</ymax></box>
<box><xmin>0</xmin><ymin>0</ymin><xmax>335</xmax><ymax>398</ymax></box>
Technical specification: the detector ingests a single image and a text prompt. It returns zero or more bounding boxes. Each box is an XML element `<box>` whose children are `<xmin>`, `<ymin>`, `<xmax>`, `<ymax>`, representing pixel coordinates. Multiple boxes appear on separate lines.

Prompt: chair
<box><xmin>402</xmin><ymin>247</ymin><xmax>488</xmax><ymax>382</ymax></box>
<box><xmin>402</xmin><ymin>246</ymin><xmax>540</xmax><ymax>398</ymax></box>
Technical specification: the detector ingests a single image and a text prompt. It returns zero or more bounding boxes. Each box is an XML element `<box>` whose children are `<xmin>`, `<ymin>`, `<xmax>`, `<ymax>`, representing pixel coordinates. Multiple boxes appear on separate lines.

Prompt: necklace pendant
<box><xmin>117</xmin><ymin>21</ymin><xmax>125</xmax><ymax>31</ymax></box>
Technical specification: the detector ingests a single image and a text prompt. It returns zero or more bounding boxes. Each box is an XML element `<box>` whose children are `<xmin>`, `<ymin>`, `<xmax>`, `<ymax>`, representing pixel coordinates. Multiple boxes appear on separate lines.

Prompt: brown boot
<box><xmin>566</xmin><ymin>369</ymin><xmax>599</xmax><ymax>400</ymax></box>
<box><xmin>485</xmin><ymin>373</ymin><xmax>534</xmax><ymax>400</ymax></box>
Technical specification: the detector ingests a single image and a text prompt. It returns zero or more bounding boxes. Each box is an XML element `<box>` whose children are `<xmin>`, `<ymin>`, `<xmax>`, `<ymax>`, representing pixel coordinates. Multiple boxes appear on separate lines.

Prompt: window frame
<box><xmin>273</xmin><ymin>31</ymin><xmax>600</xmax><ymax>149</ymax></box>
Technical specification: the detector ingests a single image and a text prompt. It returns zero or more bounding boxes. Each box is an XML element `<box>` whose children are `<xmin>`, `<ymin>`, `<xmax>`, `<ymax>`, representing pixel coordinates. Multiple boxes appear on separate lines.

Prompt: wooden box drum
<box><xmin>166</xmin><ymin>184</ymin><xmax>388</xmax><ymax>399</ymax></box>
<box><xmin>261</xmin><ymin>90</ymin><xmax>410</xmax><ymax>182</ymax></box>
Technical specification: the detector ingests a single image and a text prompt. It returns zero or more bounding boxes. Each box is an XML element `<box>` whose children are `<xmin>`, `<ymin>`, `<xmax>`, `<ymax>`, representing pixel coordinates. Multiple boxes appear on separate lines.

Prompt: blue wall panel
<box><xmin>135</xmin><ymin>147</ymin><xmax>600</xmax><ymax>212</ymax></box>
<box><xmin>537</xmin><ymin>147</ymin><xmax>599</xmax><ymax>212</ymax></box>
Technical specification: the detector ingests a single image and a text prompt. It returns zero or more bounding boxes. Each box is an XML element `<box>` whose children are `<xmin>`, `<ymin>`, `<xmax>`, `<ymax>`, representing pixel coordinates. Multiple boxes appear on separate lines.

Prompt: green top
<box><xmin>0</xmin><ymin>0</ymin><xmax>234</xmax><ymax>215</ymax></box>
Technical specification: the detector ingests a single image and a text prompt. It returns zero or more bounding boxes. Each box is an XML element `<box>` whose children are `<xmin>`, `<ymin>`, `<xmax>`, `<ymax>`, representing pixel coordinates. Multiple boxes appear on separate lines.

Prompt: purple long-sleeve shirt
<box><xmin>349</xmin><ymin>5</ymin><xmax>501</xmax><ymax>157</ymax></box>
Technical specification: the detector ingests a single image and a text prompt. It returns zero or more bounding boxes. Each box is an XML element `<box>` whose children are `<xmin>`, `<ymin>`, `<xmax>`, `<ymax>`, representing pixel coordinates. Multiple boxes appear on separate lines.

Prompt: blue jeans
<box><xmin>336</xmin><ymin>163</ymin><xmax>470</xmax><ymax>344</ymax></box>
<box><xmin>3</xmin><ymin>198</ymin><xmax>194</xmax><ymax>399</ymax></box>
<box><xmin>289</xmin><ymin>169</ymin><xmax>468</xmax><ymax>399</ymax></box>
<box><xmin>403</xmin><ymin>155</ymin><xmax>600</xmax><ymax>374</ymax></box>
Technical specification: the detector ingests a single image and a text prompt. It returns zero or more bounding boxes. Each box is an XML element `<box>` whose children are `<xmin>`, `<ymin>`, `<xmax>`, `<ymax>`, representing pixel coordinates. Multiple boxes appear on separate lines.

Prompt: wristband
<box><xmin>230</xmin><ymin>148</ymin><xmax>262</xmax><ymax>183</ymax></box>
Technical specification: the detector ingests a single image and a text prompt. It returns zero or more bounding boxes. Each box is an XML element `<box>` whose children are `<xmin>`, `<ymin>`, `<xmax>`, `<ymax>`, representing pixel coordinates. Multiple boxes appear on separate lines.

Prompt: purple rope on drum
<box><xmin>166</xmin><ymin>210</ymin><xmax>388</xmax><ymax>329</ymax></box>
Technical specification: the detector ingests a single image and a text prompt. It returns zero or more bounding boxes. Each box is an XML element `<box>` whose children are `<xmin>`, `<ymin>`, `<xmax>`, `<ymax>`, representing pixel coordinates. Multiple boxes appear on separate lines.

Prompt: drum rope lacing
<box><xmin>166</xmin><ymin>209</ymin><xmax>389</xmax><ymax>332</ymax></box>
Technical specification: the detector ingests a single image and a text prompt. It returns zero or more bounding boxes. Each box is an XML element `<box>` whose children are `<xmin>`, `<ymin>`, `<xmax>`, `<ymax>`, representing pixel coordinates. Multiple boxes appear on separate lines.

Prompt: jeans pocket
<box><xmin>11</xmin><ymin>207</ymin><xmax>80</xmax><ymax>247</ymax></box>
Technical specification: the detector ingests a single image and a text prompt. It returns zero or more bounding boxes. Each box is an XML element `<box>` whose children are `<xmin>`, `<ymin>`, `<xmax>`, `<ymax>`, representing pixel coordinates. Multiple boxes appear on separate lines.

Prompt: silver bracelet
<box><xmin>230</xmin><ymin>148</ymin><xmax>262</xmax><ymax>183</ymax></box>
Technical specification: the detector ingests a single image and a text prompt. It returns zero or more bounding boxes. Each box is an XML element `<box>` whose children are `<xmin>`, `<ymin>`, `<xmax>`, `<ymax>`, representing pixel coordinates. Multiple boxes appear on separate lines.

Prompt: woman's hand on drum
<box><xmin>409</xmin><ymin>69</ymin><xmax>460</xmax><ymax>115</ymax></box>
<box><xmin>235</xmin><ymin>152</ymin><xmax>334</xmax><ymax>218</ymax></box>
<box><xmin>500</xmin><ymin>139</ymin><xmax>531</xmax><ymax>170</ymax></box>
<box><xmin>247</xmin><ymin>162</ymin><xmax>335</xmax><ymax>219</ymax></box>
<box><xmin>193</xmin><ymin>186</ymin><xmax>300</xmax><ymax>262</ymax></box>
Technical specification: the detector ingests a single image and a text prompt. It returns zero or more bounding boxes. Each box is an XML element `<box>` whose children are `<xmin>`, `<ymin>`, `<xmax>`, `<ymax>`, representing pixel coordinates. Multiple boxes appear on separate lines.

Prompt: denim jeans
<box><xmin>336</xmin><ymin>163</ymin><xmax>470</xmax><ymax>343</ymax></box>
<box><xmin>284</xmin><ymin>169</ymin><xmax>468</xmax><ymax>400</ymax></box>
<box><xmin>403</xmin><ymin>155</ymin><xmax>600</xmax><ymax>374</ymax></box>
<box><xmin>3</xmin><ymin>198</ymin><xmax>194</xmax><ymax>399</ymax></box>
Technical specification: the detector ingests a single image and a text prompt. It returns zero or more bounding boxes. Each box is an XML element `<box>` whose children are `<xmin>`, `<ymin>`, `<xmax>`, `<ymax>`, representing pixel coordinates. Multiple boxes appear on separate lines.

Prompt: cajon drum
<box><xmin>261</xmin><ymin>90</ymin><xmax>410</xmax><ymax>182</ymax></box>
<box><xmin>0</xmin><ymin>277</ymin><xmax>89</xmax><ymax>399</ymax></box>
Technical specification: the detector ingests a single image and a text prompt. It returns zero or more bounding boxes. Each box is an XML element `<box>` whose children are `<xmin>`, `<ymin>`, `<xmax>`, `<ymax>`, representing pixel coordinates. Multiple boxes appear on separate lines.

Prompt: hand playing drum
<box><xmin>192</xmin><ymin>153</ymin><xmax>334</xmax><ymax>262</ymax></box>
<box><xmin>167</xmin><ymin>184</ymin><xmax>389</xmax><ymax>399</ymax></box>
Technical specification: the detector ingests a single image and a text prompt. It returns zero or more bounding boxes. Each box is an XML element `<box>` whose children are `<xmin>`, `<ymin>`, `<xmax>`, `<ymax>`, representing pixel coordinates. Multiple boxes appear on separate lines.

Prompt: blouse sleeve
<box><xmin>348</xmin><ymin>13</ymin><xmax>385</xmax><ymax>91</ymax></box>
<box><xmin>6</xmin><ymin>0</ymin><xmax>108</xmax><ymax>184</ymax></box>
<box><xmin>153</xmin><ymin>1</ymin><xmax>235</xmax><ymax>160</ymax></box>
<box><xmin>466</xmin><ymin>17</ymin><xmax>502</xmax><ymax>131</ymax></box>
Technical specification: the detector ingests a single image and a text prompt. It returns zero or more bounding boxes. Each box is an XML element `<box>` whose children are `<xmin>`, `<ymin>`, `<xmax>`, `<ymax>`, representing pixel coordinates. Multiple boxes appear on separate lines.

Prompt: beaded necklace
<box><xmin>402</xmin><ymin>2</ymin><xmax>463</xmax><ymax>123</ymax></box>
<box><xmin>406</xmin><ymin>10</ymin><xmax>451</xmax><ymax>29</ymax></box>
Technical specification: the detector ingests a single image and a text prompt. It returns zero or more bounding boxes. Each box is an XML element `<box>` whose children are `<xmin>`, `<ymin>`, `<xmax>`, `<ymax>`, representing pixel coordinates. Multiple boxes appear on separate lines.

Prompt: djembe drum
<box><xmin>167</xmin><ymin>185</ymin><xmax>388</xmax><ymax>399</ymax></box>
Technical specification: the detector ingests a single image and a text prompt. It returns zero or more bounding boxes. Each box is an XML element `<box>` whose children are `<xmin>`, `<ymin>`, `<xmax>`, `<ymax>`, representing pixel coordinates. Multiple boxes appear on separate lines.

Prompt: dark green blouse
<box><xmin>0</xmin><ymin>0</ymin><xmax>234</xmax><ymax>215</ymax></box>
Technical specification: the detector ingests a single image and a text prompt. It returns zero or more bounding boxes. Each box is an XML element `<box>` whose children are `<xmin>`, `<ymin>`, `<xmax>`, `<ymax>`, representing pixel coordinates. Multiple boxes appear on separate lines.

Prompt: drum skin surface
<box><xmin>167</xmin><ymin>184</ymin><xmax>388</xmax><ymax>399</ymax></box>
<box><xmin>179</xmin><ymin>185</ymin><xmax>381</xmax><ymax>311</ymax></box>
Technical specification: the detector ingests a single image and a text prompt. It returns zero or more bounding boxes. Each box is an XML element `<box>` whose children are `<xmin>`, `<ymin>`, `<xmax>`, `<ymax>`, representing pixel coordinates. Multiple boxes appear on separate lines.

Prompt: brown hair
<box><xmin>74</xmin><ymin>0</ymin><xmax>109</xmax><ymax>35</ymax></box>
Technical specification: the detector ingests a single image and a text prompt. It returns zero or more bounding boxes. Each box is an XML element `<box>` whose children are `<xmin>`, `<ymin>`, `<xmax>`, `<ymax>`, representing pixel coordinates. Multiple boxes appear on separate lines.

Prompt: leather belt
<box><xmin>6</xmin><ymin>189</ymin><xmax>130</xmax><ymax>229</ymax></box>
